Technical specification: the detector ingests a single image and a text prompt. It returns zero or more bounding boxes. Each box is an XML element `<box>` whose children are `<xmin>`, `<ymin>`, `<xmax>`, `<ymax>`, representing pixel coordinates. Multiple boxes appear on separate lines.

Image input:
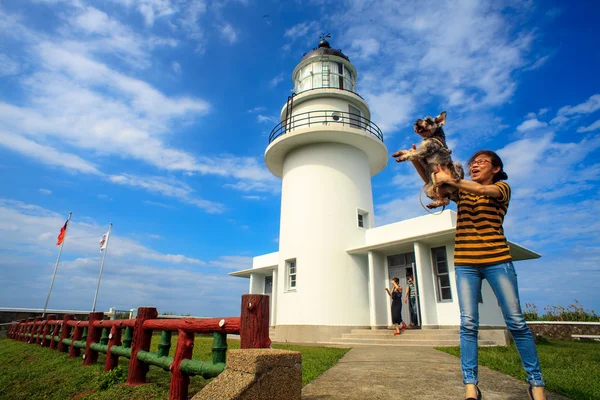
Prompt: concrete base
<box><xmin>274</xmin><ymin>324</ymin><xmax>510</xmax><ymax>346</ymax></box>
<box><xmin>192</xmin><ymin>349</ymin><xmax>302</xmax><ymax>400</ymax></box>
<box><xmin>274</xmin><ymin>325</ymin><xmax>370</xmax><ymax>343</ymax></box>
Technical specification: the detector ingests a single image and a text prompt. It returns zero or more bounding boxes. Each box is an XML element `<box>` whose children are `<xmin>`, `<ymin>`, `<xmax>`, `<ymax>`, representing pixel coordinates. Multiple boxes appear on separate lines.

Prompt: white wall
<box><xmin>414</xmin><ymin>241</ymin><xmax>438</xmax><ymax>326</ymax></box>
<box><xmin>276</xmin><ymin>142</ymin><xmax>373</xmax><ymax>326</ymax></box>
<box><xmin>367</xmin><ymin>251</ymin><xmax>389</xmax><ymax>326</ymax></box>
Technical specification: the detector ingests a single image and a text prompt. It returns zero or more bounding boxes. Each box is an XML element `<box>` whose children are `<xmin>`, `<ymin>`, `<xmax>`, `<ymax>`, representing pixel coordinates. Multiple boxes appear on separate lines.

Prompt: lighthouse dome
<box><xmin>293</xmin><ymin>38</ymin><xmax>356</xmax><ymax>94</ymax></box>
<box><xmin>300</xmin><ymin>38</ymin><xmax>350</xmax><ymax>62</ymax></box>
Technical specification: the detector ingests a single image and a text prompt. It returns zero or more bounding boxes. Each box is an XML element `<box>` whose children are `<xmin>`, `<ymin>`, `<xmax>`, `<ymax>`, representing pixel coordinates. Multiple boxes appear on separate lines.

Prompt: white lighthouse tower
<box><xmin>264</xmin><ymin>37</ymin><xmax>388</xmax><ymax>342</ymax></box>
<box><xmin>232</xmin><ymin>37</ymin><xmax>542</xmax><ymax>346</ymax></box>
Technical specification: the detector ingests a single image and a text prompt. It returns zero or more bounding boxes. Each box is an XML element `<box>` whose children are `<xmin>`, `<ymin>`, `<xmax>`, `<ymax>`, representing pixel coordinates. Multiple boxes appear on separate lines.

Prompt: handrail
<box><xmin>269</xmin><ymin>109</ymin><xmax>383</xmax><ymax>144</ymax></box>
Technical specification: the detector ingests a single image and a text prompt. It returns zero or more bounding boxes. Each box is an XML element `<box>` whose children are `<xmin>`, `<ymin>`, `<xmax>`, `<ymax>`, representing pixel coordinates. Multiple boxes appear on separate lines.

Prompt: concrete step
<box><xmin>349</xmin><ymin>328</ymin><xmax>460</xmax><ymax>335</ymax></box>
<box><xmin>341</xmin><ymin>333</ymin><xmax>460</xmax><ymax>340</ymax></box>
<box><xmin>320</xmin><ymin>338</ymin><xmax>497</xmax><ymax>347</ymax></box>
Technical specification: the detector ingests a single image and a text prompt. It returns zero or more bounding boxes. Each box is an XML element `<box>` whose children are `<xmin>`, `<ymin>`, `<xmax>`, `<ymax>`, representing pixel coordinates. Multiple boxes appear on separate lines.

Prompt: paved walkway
<box><xmin>301</xmin><ymin>345</ymin><xmax>569</xmax><ymax>400</ymax></box>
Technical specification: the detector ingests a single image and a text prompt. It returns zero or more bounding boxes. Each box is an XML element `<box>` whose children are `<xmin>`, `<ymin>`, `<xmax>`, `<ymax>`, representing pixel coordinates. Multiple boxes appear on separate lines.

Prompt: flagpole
<box><xmin>92</xmin><ymin>222</ymin><xmax>112</xmax><ymax>312</ymax></box>
<box><xmin>43</xmin><ymin>212</ymin><xmax>72</xmax><ymax>317</ymax></box>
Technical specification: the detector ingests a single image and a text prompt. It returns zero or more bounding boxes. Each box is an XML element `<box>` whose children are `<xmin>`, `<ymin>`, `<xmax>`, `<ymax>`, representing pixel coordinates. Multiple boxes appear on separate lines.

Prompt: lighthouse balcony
<box><xmin>265</xmin><ymin>109</ymin><xmax>388</xmax><ymax>178</ymax></box>
<box><xmin>268</xmin><ymin>109</ymin><xmax>383</xmax><ymax>143</ymax></box>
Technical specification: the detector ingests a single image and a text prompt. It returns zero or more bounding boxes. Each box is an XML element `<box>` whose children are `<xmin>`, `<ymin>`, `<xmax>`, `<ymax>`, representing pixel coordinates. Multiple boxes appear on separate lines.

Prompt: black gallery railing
<box><xmin>268</xmin><ymin>110</ymin><xmax>384</xmax><ymax>144</ymax></box>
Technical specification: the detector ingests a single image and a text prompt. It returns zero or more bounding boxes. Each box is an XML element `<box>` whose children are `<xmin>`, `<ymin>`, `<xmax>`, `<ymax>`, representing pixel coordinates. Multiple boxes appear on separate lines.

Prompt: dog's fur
<box><xmin>391</xmin><ymin>111</ymin><xmax>464</xmax><ymax>209</ymax></box>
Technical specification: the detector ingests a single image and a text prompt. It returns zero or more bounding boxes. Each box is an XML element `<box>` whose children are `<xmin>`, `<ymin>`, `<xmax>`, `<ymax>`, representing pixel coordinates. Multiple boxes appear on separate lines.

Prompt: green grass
<box><xmin>436</xmin><ymin>340</ymin><xmax>600</xmax><ymax>400</ymax></box>
<box><xmin>0</xmin><ymin>336</ymin><xmax>349</xmax><ymax>400</ymax></box>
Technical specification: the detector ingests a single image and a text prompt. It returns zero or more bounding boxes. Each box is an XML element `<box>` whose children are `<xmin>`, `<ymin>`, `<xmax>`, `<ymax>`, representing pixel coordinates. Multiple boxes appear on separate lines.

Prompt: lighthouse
<box><xmin>263</xmin><ymin>37</ymin><xmax>388</xmax><ymax>341</ymax></box>
<box><xmin>231</xmin><ymin>37</ymin><xmax>541</xmax><ymax>346</ymax></box>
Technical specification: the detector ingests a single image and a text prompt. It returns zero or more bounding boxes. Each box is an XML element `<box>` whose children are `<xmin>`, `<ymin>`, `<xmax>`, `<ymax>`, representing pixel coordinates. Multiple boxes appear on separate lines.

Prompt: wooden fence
<box><xmin>7</xmin><ymin>294</ymin><xmax>270</xmax><ymax>400</ymax></box>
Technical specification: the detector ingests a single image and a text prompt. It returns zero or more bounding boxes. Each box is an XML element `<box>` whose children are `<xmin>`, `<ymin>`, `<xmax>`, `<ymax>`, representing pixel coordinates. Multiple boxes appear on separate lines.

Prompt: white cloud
<box><xmin>557</xmin><ymin>94</ymin><xmax>600</xmax><ymax>116</ymax></box>
<box><xmin>0</xmin><ymin>53</ymin><xmax>20</xmax><ymax>76</ymax></box>
<box><xmin>284</xmin><ymin>21</ymin><xmax>319</xmax><ymax>39</ymax></box>
<box><xmin>257</xmin><ymin>114</ymin><xmax>279</xmax><ymax>124</ymax></box>
<box><xmin>550</xmin><ymin>115</ymin><xmax>569</xmax><ymax>125</ymax></box>
<box><xmin>108</xmin><ymin>174</ymin><xmax>224</xmax><ymax>213</ymax></box>
<box><xmin>330</xmin><ymin>0</ymin><xmax>538</xmax><ymax>131</ymax></box>
<box><xmin>0</xmin><ymin>131</ymin><xmax>101</xmax><ymax>175</ymax></box>
<box><xmin>524</xmin><ymin>54</ymin><xmax>550</xmax><ymax>71</ymax></box>
<box><xmin>207</xmin><ymin>255</ymin><xmax>252</xmax><ymax>270</ymax></box>
<box><xmin>247</xmin><ymin>106</ymin><xmax>266</xmax><ymax>113</ymax></box>
<box><xmin>516</xmin><ymin>118</ymin><xmax>548</xmax><ymax>132</ymax></box>
<box><xmin>39</xmin><ymin>189</ymin><xmax>52</xmax><ymax>195</ymax></box>
<box><xmin>0</xmin><ymin>198</ymin><xmax>248</xmax><ymax>315</ymax></box>
<box><xmin>172</xmin><ymin>61</ymin><xmax>181</xmax><ymax>74</ymax></box>
<box><xmin>219</xmin><ymin>23</ymin><xmax>238</xmax><ymax>44</ymax></box>
<box><xmin>350</xmin><ymin>38</ymin><xmax>380</xmax><ymax>59</ymax></box>
<box><xmin>364</xmin><ymin>91</ymin><xmax>414</xmax><ymax>133</ymax></box>
<box><xmin>577</xmin><ymin>119</ymin><xmax>600</xmax><ymax>133</ymax></box>
<box><xmin>269</xmin><ymin>73</ymin><xmax>284</xmax><ymax>88</ymax></box>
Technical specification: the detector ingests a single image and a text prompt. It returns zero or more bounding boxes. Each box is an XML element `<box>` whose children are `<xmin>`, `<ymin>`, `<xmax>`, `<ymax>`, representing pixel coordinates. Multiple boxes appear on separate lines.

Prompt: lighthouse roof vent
<box><xmin>301</xmin><ymin>35</ymin><xmax>349</xmax><ymax>62</ymax></box>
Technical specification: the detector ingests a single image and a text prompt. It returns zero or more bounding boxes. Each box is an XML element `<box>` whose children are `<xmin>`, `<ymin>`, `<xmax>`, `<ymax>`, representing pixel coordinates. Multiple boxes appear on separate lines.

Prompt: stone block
<box><xmin>192</xmin><ymin>349</ymin><xmax>302</xmax><ymax>400</ymax></box>
<box><xmin>226</xmin><ymin>349</ymin><xmax>301</xmax><ymax>374</ymax></box>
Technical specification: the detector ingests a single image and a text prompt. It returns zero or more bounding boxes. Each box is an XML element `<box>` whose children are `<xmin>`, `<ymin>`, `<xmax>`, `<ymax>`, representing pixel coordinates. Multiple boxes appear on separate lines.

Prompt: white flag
<box><xmin>100</xmin><ymin>230</ymin><xmax>110</xmax><ymax>251</ymax></box>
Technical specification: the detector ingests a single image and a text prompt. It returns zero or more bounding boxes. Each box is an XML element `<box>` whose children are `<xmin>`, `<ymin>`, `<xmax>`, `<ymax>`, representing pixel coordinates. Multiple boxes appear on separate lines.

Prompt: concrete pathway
<box><xmin>302</xmin><ymin>345</ymin><xmax>570</xmax><ymax>400</ymax></box>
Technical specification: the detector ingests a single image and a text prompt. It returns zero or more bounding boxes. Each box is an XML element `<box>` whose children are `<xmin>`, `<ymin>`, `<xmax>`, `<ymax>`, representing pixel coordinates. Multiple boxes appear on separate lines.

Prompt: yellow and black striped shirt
<box><xmin>454</xmin><ymin>182</ymin><xmax>512</xmax><ymax>267</ymax></box>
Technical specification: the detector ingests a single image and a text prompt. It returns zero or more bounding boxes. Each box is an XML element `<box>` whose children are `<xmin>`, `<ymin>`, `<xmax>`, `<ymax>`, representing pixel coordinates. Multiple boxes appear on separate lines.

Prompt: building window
<box><xmin>286</xmin><ymin>259</ymin><xmax>297</xmax><ymax>291</ymax></box>
<box><xmin>432</xmin><ymin>246</ymin><xmax>452</xmax><ymax>302</ymax></box>
<box><xmin>357</xmin><ymin>209</ymin><xmax>368</xmax><ymax>228</ymax></box>
<box><xmin>348</xmin><ymin>104</ymin><xmax>362</xmax><ymax>129</ymax></box>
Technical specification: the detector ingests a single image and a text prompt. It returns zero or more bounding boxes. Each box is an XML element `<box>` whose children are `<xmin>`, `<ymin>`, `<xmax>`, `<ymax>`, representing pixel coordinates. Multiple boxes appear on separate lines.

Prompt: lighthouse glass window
<box><xmin>286</xmin><ymin>259</ymin><xmax>297</xmax><ymax>290</ymax></box>
<box><xmin>295</xmin><ymin>61</ymin><xmax>355</xmax><ymax>93</ymax></box>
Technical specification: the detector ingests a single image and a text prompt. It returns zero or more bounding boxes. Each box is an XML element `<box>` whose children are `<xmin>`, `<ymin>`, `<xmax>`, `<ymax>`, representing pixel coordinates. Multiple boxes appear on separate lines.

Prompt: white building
<box><xmin>231</xmin><ymin>39</ymin><xmax>539</xmax><ymax>344</ymax></box>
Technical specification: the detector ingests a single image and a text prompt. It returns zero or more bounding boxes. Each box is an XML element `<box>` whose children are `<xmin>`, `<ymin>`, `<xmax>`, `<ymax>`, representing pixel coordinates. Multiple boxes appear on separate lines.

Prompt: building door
<box><xmin>388</xmin><ymin>253</ymin><xmax>420</xmax><ymax>327</ymax></box>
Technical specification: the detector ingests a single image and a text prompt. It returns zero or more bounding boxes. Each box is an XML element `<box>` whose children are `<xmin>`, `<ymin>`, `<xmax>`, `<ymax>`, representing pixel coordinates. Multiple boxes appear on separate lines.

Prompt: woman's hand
<box><xmin>433</xmin><ymin>166</ymin><xmax>454</xmax><ymax>186</ymax></box>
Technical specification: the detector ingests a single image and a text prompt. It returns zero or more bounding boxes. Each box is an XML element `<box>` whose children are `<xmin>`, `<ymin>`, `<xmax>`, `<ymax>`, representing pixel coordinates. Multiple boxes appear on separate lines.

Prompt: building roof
<box><xmin>301</xmin><ymin>38</ymin><xmax>349</xmax><ymax>62</ymax></box>
<box><xmin>229</xmin><ymin>210</ymin><xmax>541</xmax><ymax>277</ymax></box>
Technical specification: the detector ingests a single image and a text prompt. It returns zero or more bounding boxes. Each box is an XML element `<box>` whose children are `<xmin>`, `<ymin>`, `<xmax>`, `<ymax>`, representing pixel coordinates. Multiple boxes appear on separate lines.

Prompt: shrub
<box><xmin>523</xmin><ymin>300</ymin><xmax>600</xmax><ymax>322</ymax></box>
<box><xmin>98</xmin><ymin>366</ymin><xmax>126</xmax><ymax>390</ymax></box>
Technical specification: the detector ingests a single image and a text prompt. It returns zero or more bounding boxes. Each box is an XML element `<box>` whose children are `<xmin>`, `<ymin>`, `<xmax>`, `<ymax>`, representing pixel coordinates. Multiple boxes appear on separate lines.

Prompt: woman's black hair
<box><xmin>467</xmin><ymin>150</ymin><xmax>508</xmax><ymax>183</ymax></box>
<box><xmin>392</xmin><ymin>277</ymin><xmax>399</xmax><ymax>284</ymax></box>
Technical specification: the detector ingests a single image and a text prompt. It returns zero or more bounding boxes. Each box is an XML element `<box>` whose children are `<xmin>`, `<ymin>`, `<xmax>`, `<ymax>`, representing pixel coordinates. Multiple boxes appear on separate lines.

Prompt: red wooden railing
<box><xmin>7</xmin><ymin>294</ymin><xmax>270</xmax><ymax>400</ymax></box>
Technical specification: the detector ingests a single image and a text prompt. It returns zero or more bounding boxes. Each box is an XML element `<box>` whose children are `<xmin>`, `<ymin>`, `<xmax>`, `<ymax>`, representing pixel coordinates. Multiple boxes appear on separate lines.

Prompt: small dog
<box><xmin>391</xmin><ymin>111</ymin><xmax>464</xmax><ymax>209</ymax></box>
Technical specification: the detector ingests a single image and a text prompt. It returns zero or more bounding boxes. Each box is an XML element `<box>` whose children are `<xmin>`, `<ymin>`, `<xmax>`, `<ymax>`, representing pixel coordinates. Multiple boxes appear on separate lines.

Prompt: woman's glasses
<box><xmin>469</xmin><ymin>159</ymin><xmax>492</xmax><ymax>167</ymax></box>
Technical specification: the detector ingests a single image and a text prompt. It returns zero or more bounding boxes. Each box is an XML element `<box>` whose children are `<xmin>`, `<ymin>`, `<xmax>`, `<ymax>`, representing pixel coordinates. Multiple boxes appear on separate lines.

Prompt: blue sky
<box><xmin>1</xmin><ymin>0</ymin><xmax>599</xmax><ymax>317</ymax></box>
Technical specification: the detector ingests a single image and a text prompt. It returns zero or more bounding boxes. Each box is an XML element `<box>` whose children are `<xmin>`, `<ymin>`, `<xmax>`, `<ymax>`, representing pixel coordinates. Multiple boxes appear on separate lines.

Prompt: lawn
<box><xmin>437</xmin><ymin>339</ymin><xmax>600</xmax><ymax>400</ymax></box>
<box><xmin>0</xmin><ymin>335</ymin><xmax>349</xmax><ymax>400</ymax></box>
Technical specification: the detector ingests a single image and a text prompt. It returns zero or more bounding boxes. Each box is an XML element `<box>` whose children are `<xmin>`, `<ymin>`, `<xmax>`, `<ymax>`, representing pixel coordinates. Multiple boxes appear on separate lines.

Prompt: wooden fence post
<box><xmin>29</xmin><ymin>317</ymin><xmax>42</xmax><ymax>344</ymax></box>
<box><xmin>105</xmin><ymin>325</ymin><xmax>122</xmax><ymax>371</ymax></box>
<box><xmin>17</xmin><ymin>319</ymin><xmax>26</xmax><ymax>341</ymax></box>
<box><xmin>35</xmin><ymin>317</ymin><xmax>45</xmax><ymax>345</ymax></box>
<box><xmin>49</xmin><ymin>319</ymin><xmax>61</xmax><ymax>350</ymax></box>
<box><xmin>169</xmin><ymin>330</ymin><xmax>194</xmax><ymax>400</ymax></box>
<box><xmin>83</xmin><ymin>312</ymin><xmax>104</xmax><ymax>366</ymax></box>
<box><xmin>240</xmin><ymin>294</ymin><xmax>271</xmax><ymax>349</ymax></box>
<box><xmin>57</xmin><ymin>314</ymin><xmax>74</xmax><ymax>352</ymax></box>
<box><xmin>70</xmin><ymin>323</ymin><xmax>83</xmax><ymax>358</ymax></box>
<box><xmin>41</xmin><ymin>314</ymin><xmax>57</xmax><ymax>347</ymax></box>
<box><xmin>126</xmin><ymin>307</ymin><xmax>158</xmax><ymax>385</ymax></box>
<box><xmin>24</xmin><ymin>318</ymin><xmax>34</xmax><ymax>342</ymax></box>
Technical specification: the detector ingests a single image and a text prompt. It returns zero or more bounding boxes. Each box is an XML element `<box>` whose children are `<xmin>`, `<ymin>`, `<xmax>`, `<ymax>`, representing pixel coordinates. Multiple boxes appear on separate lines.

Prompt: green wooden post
<box><xmin>123</xmin><ymin>327</ymin><xmax>133</xmax><ymax>348</ymax></box>
<box><xmin>100</xmin><ymin>328</ymin><xmax>110</xmax><ymax>345</ymax></box>
<box><xmin>157</xmin><ymin>330</ymin><xmax>172</xmax><ymax>358</ymax></box>
<box><xmin>212</xmin><ymin>332</ymin><xmax>227</xmax><ymax>364</ymax></box>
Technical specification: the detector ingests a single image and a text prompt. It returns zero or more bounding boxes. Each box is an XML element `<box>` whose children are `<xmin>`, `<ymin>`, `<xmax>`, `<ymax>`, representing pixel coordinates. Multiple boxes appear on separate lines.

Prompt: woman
<box><xmin>404</xmin><ymin>275</ymin><xmax>419</xmax><ymax>328</ymax></box>
<box><xmin>432</xmin><ymin>150</ymin><xmax>546</xmax><ymax>400</ymax></box>
<box><xmin>385</xmin><ymin>278</ymin><xmax>406</xmax><ymax>335</ymax></box>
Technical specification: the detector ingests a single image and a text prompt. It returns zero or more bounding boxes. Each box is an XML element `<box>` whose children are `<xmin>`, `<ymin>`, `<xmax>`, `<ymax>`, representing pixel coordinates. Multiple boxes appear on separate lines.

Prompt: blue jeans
<box><xmin>408</xmin><ymin>297</ymin><xmax>418</xmax><ymax>326</ymax></box>
<box><xmin>455</xmin><ymin>262</ymin><xmax>545</xmax><ymax>387</ymax></box>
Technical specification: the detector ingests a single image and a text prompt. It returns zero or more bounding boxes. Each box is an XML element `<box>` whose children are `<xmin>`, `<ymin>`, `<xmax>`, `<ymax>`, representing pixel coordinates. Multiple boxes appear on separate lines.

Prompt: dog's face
<box><xmin>414</xmin><ymin>111</ymin><xmax>446</xmax><ymax>138</ymax></box>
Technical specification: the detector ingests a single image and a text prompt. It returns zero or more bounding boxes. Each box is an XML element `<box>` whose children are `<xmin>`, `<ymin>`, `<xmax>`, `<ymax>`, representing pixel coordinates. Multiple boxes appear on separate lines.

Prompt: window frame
<box><xmin>286</xmin><ymin>259</ymin><xmax>297</xmax><ymax>291</ymax></box>
<box><xmin>357</xmin><ymin>209</ymin><xmax>368</xmax><ymax>229</ymax></box>
<box><xmin>431</xmin><ymin>246</ymin><xmax>453</xmax><ymax>302</ymax></box>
